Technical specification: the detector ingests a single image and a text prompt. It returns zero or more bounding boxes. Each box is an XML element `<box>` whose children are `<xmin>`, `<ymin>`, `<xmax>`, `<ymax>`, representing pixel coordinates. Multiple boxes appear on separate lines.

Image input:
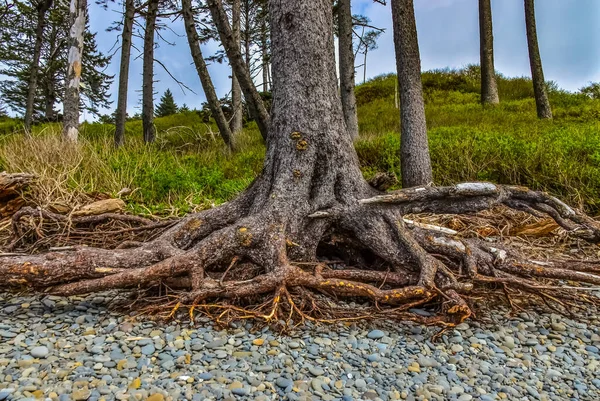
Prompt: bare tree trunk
<box><xmin>231</xmin><ymin>0</ymin><xmax>243</xmax><ymax>133</ymax></box>
<box><xmin>391</xmin><ymin>0</ymin><xmax>433</xmax><ymax>188</ymax></box>
<box><xmin>44</xmin><ymin>21</ymin><xmax>59</xmax><ymax>121</ymax></box>
<box><xmin>479</xmin><ymin>0</ymin><xmax>499</xmax><ymax>105</ymax></box>
<box><xmin>114</xmin><ymin>0</ymin><xmax>135</xmax><ymax>147</ymax></box>
<box><xmin>243</xmin><ymin>0</ymin><xmax>251</xmax><ymax>68</ymax></box>
<box><xmin>182</xmin><ymin>0</ymin><xmax>234</xmax><ymax>150</ymax></box>
<box><xmin>62</xmin><ymin>0</ymin><xmax>87</xmax><ymax>142</ymax></box>
<box><xmin>206</xmin><ymin>0</ymin><xmax>270</xmax><ymax>141</ymax></box>
<box><xmin>338</xmin><ymin>0</ymin><xmax>359</xmax><ymax>140</ymax></box>
<box><xmin>524</xmin><ymin>0</ymin><xmax>552</xmax><ymax>119</ymax></box>
<box><xmin>260</xmin><ymin>15</ymin><xmax>269</xmax><ymax>92</ymax></box>
<box><xmin>142</xmin><ymin>0</ymin><xmax>158</xmax><ymax>143</ymax></box>
<box><xmin>24</xmin><ymin>0</ymin><xmax>53</xmax><ymax>132</ymax></box>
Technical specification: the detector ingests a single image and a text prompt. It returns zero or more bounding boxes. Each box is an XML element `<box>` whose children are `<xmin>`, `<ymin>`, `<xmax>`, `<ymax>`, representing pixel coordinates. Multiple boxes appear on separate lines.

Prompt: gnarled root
<box><xmin>1</xmin><ymin>182</ymin><xmax>600</xmax><ymax>327</ymax></box>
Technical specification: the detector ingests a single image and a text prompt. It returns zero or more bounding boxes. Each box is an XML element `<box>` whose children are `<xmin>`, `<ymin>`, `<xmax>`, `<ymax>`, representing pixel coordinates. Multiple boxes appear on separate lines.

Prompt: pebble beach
<box><xmin>0</xmin><ymin>292</ymin><xmax>599</xmax><ymax>401</ymax></box>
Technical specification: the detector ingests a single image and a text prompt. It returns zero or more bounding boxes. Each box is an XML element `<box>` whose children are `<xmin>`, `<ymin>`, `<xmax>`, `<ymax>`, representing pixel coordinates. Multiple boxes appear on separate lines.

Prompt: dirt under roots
<box><xmin>3</xmin><ymin>181</ymin><xmax>600</xmax><ymax>329</ymax></box>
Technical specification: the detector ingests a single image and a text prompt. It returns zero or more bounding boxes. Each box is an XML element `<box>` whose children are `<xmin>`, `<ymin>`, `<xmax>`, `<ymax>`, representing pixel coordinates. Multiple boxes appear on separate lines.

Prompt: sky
<box><xmin>84</xmin><ymin>0</ymin><xmax>600</xmax><ymax>121</ymax></box>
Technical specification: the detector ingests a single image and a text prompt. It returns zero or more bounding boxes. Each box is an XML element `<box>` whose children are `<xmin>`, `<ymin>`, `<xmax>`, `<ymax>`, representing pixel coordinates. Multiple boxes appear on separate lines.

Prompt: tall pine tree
<box><xmin>155</xmin><ymin>89</ymin><xmax>178</xmax><ymax>117</ymax></box>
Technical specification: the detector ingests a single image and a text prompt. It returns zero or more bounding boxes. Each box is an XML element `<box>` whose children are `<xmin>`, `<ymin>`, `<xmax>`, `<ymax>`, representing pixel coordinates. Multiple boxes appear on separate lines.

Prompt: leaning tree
<box><xmin>3</xmin><ymin>0</ymin><xmax>600</xmax><ymax>325</ymax></box>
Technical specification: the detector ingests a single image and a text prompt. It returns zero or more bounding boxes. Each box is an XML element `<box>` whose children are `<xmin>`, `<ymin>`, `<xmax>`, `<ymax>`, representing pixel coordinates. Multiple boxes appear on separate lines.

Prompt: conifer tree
<box><xmin>155</xmin><ymin>89</ymin><xmax>179</xmax><ymax>117</ymax></box>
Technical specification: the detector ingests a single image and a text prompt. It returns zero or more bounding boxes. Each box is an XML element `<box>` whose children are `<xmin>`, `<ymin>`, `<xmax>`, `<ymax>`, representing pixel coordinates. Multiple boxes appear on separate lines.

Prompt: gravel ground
<box><xmin>0</xmin><ymin>292</ymin><xmax>599</xmax><ymax>401</ymax></box>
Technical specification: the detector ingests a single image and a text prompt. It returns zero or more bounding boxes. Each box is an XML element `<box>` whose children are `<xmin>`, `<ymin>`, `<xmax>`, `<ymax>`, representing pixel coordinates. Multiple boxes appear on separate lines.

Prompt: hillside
<box><xmin>1</xmin><ymin>67</ymin><xmax>599</xmax><ymax>215</ymax></box>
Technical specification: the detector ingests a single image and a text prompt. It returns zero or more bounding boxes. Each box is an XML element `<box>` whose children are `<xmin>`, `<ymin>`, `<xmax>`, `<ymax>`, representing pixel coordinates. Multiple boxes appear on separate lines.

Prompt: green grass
<box><xmin>1</xmin><ymin>67</ymin><xmax>599</xmax><ymax>215</ymax></box>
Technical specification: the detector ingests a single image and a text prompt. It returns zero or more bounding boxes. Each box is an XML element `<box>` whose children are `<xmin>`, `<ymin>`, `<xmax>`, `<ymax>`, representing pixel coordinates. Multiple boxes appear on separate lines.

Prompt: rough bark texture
<box><xmin>61</xmin><ymin>0</ymin><xmax>87</xmax><ymax>142</ymax></box>
<box><xmin>391</xmin><ymin>0</ymin><xmax>433</xmax><ymax>188</ymax></box>
<box><xmin>524</xmin><ymin>0</ymin><xmax>552</xmax><ymax>119</ymax></box>
<box><xmin>231</xmin><ymin>0</ymin><xmax>243</xmax><ymax>134</ymax></box>
<box><xmin>181</xmin><ymin>0</ymin><xmax>234</xmax><ymax>150</ymax></box>
<box><xmin>3</xmin><ymin>0</ymin><xmax>600</xmax><ymax>327</ymax></box>
<box><xmin>478</xmin><ymin>0</ymin><xmax>499</xmax><ymax>105</ymax></box>
<box><xmin>24</xmin><ymin>0</ymin><xmax>53</xmax><ymax>132</ymax></box>
<box><xmin>338</xmin><ymin>0</ymin><xmax>359</xmax><ymax>140</ymax></box>
<box><xmin>206</xmin><ymin>0</ymin><xmax>270</xmax><ymax>141</ymax></box>
<box><xmin>114</xmin><ymin>0</ymin><xmax>135</xmax><ymax>147</ymax></box>
<box><xmin>142</xmin><ymin>0</ymin><xmax>158</xmax><ymax>144</ymax></box>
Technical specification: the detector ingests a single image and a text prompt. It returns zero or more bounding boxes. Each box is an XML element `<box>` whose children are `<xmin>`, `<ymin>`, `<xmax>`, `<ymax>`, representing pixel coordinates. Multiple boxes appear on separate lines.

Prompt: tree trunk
<box><xmin>4</xmin><ymin>0</ymin><xmax>600</xmax><ymax>328</ymax></box>
<box><xmin>142</xmin><ymin>0</ymin><xmax>158</xmax><ymax>143</ymax></box>
<box><xmin>206</xmin><ymin>0</ymin><xmax>270</xmax><ymax>141</ymax></box>
<box><xmin>181</xmin><ymin>0</ymin><xmax>234</xmax><ymax>150</ymax></box>
<box><xmin>391</xmin><ymin>0</ymin><xmax>433</xmax><ymax>188</ymax></box>
<box><xmin>231</xmin><ymin>0</ymin><xmax>243</xmax><ymax>133</ymax></box>
<box><xmin>24</xmin><ymin>0</ymin><xmax>53</xmax><ymax>132</ymax></box>
<box><xmin>62</xmin><ymin>0</ymin><xmax>87</xmax><ymax>142</ymax></box>
<box><xmin>524</xmin><ymin>0</ymin><xmax>552</xmax><ymax>119</ymax></box>
<box><xmin>338</xmin><ymin>0</ymin><xmax>359</xmax><ymax>140</ymax></box>
<box><xmin>478</xmin><ymin>0</ymin><xmax>499</xmax><ymax>105</ymax></box>
<box><xmin>114</xmin><ymin>0</ymin><xmax>135</xmax><ymax>147</ymax></box>
<box><xmin>260</xmin><ymin>15</ymin><xmax>269</xmax><ymax>92</ymax></box>
<box><xmin>44</xmin><ymin>21</ymin><xmax>59</xmax><ymax>121</ymax></box>
<box><xmin>243</xmin><ymin>0</ymin><xmax>251</xmax><ymax>68</ymax></box>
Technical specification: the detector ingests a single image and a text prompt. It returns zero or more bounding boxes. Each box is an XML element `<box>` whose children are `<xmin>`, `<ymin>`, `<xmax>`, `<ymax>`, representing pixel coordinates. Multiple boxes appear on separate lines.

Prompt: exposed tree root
<box><xmin>1</xmin><ymin>182</ymin><xmax>600</xmax><ymax>327</ymax></box>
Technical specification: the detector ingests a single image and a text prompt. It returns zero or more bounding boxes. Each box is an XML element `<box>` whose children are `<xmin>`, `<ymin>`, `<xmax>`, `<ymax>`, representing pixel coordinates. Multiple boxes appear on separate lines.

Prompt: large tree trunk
<box><xmin>182</xmin><ymin>0</ymin><xmax>234</xmax><ymax>150</ymax></box>
<box><xmin>4</xmin><ymin>0</ymin><xmax>600</xmax><ymax>327</ymax></box>
<box><xmin>206</xmin><ymin>0</ymin><xmax>270</xmax><ymax>141</ymax></box>
<box><xmin>24</xmin><ymin>0</ymin><xmax>53</xmax><ymax>132</ymax></box>
<box><xmin>142</xmin><ymin>0</ymin><xmax>158</xmax><ymax>143</ymax></box>
<box><xmin>62</xmin><ymin>0</ymin><xmax>87</xmax><ymax>142</ymax></box>
<box><xmin>230</xmin><ymin>0</ymin><xmax>243</xmax><ymax>133</ymax></box>
<box><xmin>391</xmin><ymin>0</ymin><xmax>433</xmax><ymax>188</ymax></box>
<box><xmin>524</xmin><ymin>0</ymin><xmax>552</xmax><ymax>119</ymax></box>
<box><xmin>478</xmin><ymin>0</ymin><xmax>499</xmax><ymax>105</ymax></box>
<box><xmin>338</xmin><ymin>0</ymin><xmax>359</xmax><ymax>140</ymax></box>
<box><xmin>114</xmin><ymin>0</ymin><xmax>135</xmax><ymax>147</ymax></box>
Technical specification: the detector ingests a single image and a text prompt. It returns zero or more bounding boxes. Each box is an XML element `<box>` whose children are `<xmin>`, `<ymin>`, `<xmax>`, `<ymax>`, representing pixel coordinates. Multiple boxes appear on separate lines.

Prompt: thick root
<box><xmin>1</xmin><ymin>182</ymin><xmax>600</xmax><ymax>327</ymax></box>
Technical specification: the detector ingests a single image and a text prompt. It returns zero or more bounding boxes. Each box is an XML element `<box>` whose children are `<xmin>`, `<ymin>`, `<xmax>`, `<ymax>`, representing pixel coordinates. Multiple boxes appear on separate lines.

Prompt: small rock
<box><xmin>367</xmin><ymin>330</ymin><xmax>385</xmax><ymax>340</ymax></box>
<box><xmin>30</xmin><ymin>346</ymin><xmax>49</xmax><ymax>358</ymax></box>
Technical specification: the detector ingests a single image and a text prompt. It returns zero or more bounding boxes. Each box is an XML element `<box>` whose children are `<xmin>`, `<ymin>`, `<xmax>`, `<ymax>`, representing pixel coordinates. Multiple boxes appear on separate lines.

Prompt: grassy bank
<box><xmin>1</xmin><ymin>67</ymin><xmax>599</xmax><ymax>215</ymax></box>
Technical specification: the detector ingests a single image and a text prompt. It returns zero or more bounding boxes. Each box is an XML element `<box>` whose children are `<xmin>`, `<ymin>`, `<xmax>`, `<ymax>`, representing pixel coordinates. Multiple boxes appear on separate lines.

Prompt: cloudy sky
<box><xmin>86</xmin><ymin>0</ymin><xmax>600</xmax><ymax>120</ymax></box>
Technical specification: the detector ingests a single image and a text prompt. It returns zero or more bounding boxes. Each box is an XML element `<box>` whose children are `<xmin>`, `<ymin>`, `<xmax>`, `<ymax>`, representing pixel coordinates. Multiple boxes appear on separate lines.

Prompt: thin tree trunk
<box><xmin>260</xmin><ymin>16</ymin><xmax>268</xmax><ymax>92</ymax></box>
<box><xmin>44</xmin><ymin>21</ymin><xmax>59</xmax><ymax>121</ymax></box>
<box><xmin>62</xmin><ymin>0</ymin><xmax>87</xmax><ymax>142</ymax></box>
<box><xmin>181</xmin><ymin>0</ymin><xmax>234</xmax><ymax>150</ymax></box>
<box><xmin>114</xmin><ymin>0</ymin><xmax>135</xmax><ymax>147</ymax></box>
<box><xmin>391</xmin><ymin>0</ymin><xmax>433</xmax><ymax>188</ymax></box>
<box><xmin>142</xmin><ymin>0</ymin><xmax>158</xmax><ymax>143</ymax></box>
<box><xmin>206</xmin><ymin>0</ymin><xmax>270</xmax><ymax>141</ymax></box>
<box><xmin>524</xmin><ymin>0</ymin><xmax>552</xmax><ymax>119</ymax></box>
<box><xmin>243</xmin><ymin>0</ymin><xmax>250</xmax><ymax>68</ymax></box>
<box><xmin>338</xmin><ymin>0</ymin><xmax>359</xmax><ymax>140</ymax></box>
<box><xmin>231</xmin><ymin>0</ymin><xmax>243</xmax><ymax>133</ymax></box>
<box><xmin>479</xmin><ymin>0</ymin><xmax>499</xmax><ymax>105</ymax></box>
<box><xmin>24</xmin><ymin>0</ymin><xmax>53</xmax><ymax>132</ymax></box>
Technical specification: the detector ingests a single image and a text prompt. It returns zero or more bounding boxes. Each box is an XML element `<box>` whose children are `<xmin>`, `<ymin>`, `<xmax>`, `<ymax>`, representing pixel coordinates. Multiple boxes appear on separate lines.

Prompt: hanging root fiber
<box><xmin>2</xmin><ymin>182</ymin><xmax>600</xmax><ymax>328</ymax></box>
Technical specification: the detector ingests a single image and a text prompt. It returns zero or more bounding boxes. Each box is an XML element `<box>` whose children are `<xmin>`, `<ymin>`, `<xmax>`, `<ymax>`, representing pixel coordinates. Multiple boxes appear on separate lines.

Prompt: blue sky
<box><xmin>85</xmin><ymin>0</ymin><xmax>600</xmax><ymax>120</ymax></box>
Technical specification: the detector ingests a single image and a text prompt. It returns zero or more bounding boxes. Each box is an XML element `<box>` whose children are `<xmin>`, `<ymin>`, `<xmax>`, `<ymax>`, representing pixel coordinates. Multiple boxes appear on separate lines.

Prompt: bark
<box><xmin>478</xmin><ymin>0</ymin><xmax>499</xmax><ymax>105</ymax></box>
<box><xmin>62</xmin><ymin>0</ymin><xmax>87</xmax><ymax>142</ymax></box>
<box><xmin>206</xmin><ymin>0</ymin><xmax>270</xmax><ymax>141</ymax></box>
<box><xmin>181</xmin><ymin>0</ymin><xmax>234</xmax><ymax>150</ymax></box>
<box><xmin>260</xmin><ymin>15</ymin><xmax>269</xmax><ymax>92</ymax></box>
<box><xmin>338</xmin><ymin>0</ymin><xmax>359</xmax><ymax>140</ymax></box>
<box><xmin>391</xmin><ymin>0</ymin><xmax>433</xmax><ymax>188</ymax></box>
<box><xmin>24</xmin><ymin>0</ymin><xmax>53</xmax><ymax>132</ymax></box>
<box><xmin>114</xmin><ymin>0</ymin><xmax>135</xmax><ymax>147</ymax></box>
<box><xmin>44</xmin><ymin>22</ymin><xmax>59</xmax><ymax>121</ymax></box>
<box><xmin>230</xmin><ymin>0</ymin><xmax>243</xmax><ymax>133</ymax></box>
<box><xmin>524</xmin><ymin>0</ymin><xmax>552</xmax><ymax>119</ymax></box>
<box><xmin>142</xmin><ymin>0</ymin><xmax>158</xmax><ymax>143</ymax></box>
